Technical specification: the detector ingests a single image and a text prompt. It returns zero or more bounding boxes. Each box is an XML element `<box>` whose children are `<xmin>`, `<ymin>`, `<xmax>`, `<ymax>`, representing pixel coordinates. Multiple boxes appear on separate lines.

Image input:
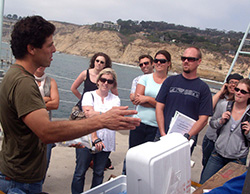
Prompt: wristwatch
<box><xmin>183</xmin><ymin>133</ymin><xmax>190</xmax><ymax>140</ymax></box>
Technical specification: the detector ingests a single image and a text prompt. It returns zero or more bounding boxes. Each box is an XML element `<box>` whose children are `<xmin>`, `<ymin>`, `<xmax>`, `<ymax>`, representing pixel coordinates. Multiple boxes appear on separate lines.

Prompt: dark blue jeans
<box><xmin>201</xmin><ymin>135</ymin><xmax>215</xmax><ymax>167</ymax></box>
<box><xmin>0</xmin><ymin>171</ymin><xmax>43</xmax><ymax>194</ymax></box>
<box><xmin>200</xmin><ymin>135</ymin><xmax>215</xmax><ymax>181</ymax></box>
<box><xmin>200</xmin><ymin>151</ymin><xmax>247</xmax><ymax>184</ymax></box>
<box><xmin>46</xmin><ymin>143</ymin><xmax>56</xmax><ymax>170</ymax></box>
<box><xmin>129</xmin><ymin>122</ymin><xmax>157</xmax><ymax>148</ymax></box>
<box><xmin>42</xmin><ymin>143</ymin><xmax>56</xmax><ymax>183</ymax></box>
<box><xmin>71</xmin><ymin>147</ymin><xmax>110</xmax><ymax>194</ymax></box>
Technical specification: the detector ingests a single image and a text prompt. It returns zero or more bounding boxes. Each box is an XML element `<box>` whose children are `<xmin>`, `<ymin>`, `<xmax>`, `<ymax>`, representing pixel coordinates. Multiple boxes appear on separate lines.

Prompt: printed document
<box><xmin>168</xmin><ymin>111</ymin><xmax>196</xmax><ymax>135</ymax></box>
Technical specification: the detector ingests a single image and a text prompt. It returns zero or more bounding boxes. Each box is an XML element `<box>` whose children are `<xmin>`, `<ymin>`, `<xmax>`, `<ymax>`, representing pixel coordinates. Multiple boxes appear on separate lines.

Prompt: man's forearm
<box><xmin>188</xmin><ymin>116</ymin><xmax>208</xmax><ymax>137</ymax></box>
<box><xmin>156</xmin><ymin>104</ymin><xmax>166</xmax><ymax>136</ymax></box>
<box><xmin>23</xmin><ymin>107</ymin><xmax>141</xmax><ymax>144</ymax></box>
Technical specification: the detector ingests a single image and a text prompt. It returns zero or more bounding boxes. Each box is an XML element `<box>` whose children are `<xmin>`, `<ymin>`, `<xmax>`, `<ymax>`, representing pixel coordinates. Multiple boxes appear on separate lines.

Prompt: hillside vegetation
<box><xmin>52</xmin><ymin>20</ymin><xmax>250</xmax><ymax>82</ymax></box>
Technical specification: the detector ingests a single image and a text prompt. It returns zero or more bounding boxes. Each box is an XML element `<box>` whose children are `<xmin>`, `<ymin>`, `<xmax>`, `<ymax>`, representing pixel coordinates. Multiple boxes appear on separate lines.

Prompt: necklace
<box><xmin>234</xmin><ymin>108</ymin><xmax>245</xmax><ymax>113</ymax></box>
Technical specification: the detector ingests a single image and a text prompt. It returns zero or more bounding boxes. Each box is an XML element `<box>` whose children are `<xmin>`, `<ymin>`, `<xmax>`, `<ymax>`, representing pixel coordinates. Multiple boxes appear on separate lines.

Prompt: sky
<box><xmin>3</xmin><ymin>0</ymin><xmax>250</xmax><ymax>33</ymax></box>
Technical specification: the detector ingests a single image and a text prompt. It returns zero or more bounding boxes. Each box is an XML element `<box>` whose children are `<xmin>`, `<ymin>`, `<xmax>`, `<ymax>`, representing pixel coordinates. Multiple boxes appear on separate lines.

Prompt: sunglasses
<box><xmin>139</xmin><ymin>61</ymin><xmax>150</xmax><ymax>67</ymax></box>
<box><xmin>153</xmin><ymin>59</ymin><xmax>168</xmax><ymax>64</ymax></box>
<box><xmin>99</xmin><ymin>77</ymin><xmax>114</xmax><ymax>84</ymax></box>
<box><xmin>181</xmin><ymin>56</ymin><xmax>199</xmax><ymax>62</ymax></box>
<box><xmin>96</xmin><ymin>59</ymin><xmax>105</xmax><ymax>64</ymax></box>
<box><xmin>234</xmin><ymin>87</ymin><xmax>249</xmax><ymax>95</ymax></box>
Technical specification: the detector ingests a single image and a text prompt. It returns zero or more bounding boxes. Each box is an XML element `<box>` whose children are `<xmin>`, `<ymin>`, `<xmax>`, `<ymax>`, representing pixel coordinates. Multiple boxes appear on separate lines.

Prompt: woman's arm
<box><xmin>133</xmin><ymin>84</ymin><xmax>155</xmax><ymax>108</ymax></box>
<box><xmin>212</xmin><ymin>83</ymin><xmax>228</xmax><ymax>109</ymax></box>
<box><xmin>71</xmin><ymin>70</ymin><xmax>87</xmax><ymax>99</ymax></box>
<box><xmin>210</xmin><ymin>102</ymin><xmax>229</xmax><ymax>129</ymax></box>
<box><xmin>44</xmin><ymin>78</ymin><xmax>59</xmax><ymax>111</ymax></box>
<box><xmin>82</xmin><ymin>99</ymin><xmax>105</xmax><ymax>151</ymax></box>
<box><xmin>91</xmin><ymin>132</ymin><xmax>105</xmax><ymax>151</ymax></box>
<box><xmin>82</xmin><ymin>105</ymin><xmax>100</xmax><ymax>118</ymax></box>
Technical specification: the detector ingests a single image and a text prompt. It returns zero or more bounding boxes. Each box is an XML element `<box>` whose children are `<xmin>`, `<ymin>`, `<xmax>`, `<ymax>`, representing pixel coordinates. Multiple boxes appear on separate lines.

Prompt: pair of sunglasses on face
<box><xmin>153</xmin><ymin>59</ymin><xmax>168</xmax><ymax>64</ymax></box>
<box><xmin>140</xmin><ymin>56</ymin><xmax>198</xmax><ymax>66</ymax></box>
<box><xmin>139</xmin><ymin>61</ymin><xmax>150</xmax><ymax>67</ymax></box>
<box><xmin>235</xmin><ymin>87</ymin><xmax>249</xmax><ymax>95</ymax></box>
<box><xmin>181</xmin><ymin>56</ymin><xmax>199</xmax><ymax>62</ymax></box>
<box><xmin>139</xmin><ymin>58</ymin><xmax>168</xmax><ymax>67</ymax></box>
<box><xmin>99</xmin><ymin>77</ymin><xmax>114</xmax><ymax>84</ymax></box>
<box><xmin>96</xmin><ymin>59</ymin><xmax>105</xmax><ymax>64</ymax></box>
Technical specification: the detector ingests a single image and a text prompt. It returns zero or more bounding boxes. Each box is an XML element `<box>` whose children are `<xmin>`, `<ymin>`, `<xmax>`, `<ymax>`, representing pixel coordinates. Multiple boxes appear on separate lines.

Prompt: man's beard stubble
<box><xmin>183</xmin><ymin>69</ymin><xmax>190</xmax><ymax>74</ymax></box>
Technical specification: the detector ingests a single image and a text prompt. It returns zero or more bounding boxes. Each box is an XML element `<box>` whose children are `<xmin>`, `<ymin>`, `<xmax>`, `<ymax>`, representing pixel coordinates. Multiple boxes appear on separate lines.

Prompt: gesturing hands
<box><xmin>101</xmin><ymin>106</ymin><xmax>141</xmax><ymax>130</ymax></box>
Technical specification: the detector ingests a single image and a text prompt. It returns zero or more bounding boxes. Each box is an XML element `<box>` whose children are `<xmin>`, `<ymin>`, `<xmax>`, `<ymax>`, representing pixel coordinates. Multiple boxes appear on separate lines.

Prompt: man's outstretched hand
<box><xmin>101</xmin><ymin>106</ymin><xmax>141</xmax><ymax>130</ymax></box>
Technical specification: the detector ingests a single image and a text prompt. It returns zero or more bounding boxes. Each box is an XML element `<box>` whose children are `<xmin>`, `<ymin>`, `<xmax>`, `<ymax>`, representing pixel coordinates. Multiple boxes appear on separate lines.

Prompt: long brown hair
<box><xmin>89</xmin><ymin>52</ymin><xmax>112</xmax><ymax>69</ymax></box>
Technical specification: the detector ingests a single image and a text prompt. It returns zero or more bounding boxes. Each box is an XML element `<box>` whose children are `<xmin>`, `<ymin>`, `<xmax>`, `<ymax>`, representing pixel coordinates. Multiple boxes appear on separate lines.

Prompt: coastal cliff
<box><xmin>4</xmin><ymin>19</ymin><xmax>249</xmax><ymax>82</ymax></box>
<box><xmin>52</xmin><ymin>21</ymin><xmax>250</xmax><ymax>82</ymax></box>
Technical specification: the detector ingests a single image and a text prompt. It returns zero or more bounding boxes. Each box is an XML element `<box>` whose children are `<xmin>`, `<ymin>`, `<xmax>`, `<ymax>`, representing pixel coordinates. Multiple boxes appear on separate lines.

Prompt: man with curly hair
<box><xmin>0</xmin><ymin>16</ymin><xmax>140</xmax><ymax>193</ymax></box>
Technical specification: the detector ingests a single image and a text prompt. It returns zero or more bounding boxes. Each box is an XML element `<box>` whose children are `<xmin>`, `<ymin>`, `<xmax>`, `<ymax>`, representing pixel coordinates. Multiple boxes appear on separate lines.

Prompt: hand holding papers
<box><xmin>58</xmin><ymin>134</ymin><xmax>92</xmax><ymax>149</ymax></box>
<box><xmin>168</xmin><ymin>111</ymin><xmax>196</xmax><ymax>135</ymax></box>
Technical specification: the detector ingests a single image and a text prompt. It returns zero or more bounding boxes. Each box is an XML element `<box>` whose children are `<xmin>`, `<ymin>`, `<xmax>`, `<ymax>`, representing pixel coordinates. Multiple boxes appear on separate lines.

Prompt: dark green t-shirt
<box><xmin>0</xmin><ymin>64</ymin><xmax>47</xmax><ymax>183</ymax></box>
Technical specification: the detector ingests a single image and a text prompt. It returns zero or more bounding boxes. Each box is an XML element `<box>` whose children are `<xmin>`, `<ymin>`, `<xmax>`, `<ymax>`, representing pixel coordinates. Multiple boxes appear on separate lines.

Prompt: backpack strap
<box><xmin>241</xmin><ymin>108</ymin><xmax>250</xmax><ymax>147</ymax></box>
<box><xmin>216</xmin><ymin>101</ymin><xmax>234</xmax><ymax>137</ymax></box>
<box><xmin>226</xmin><ymin>100</ymin><xmax>234</xmax><ymax>112</ymax></box>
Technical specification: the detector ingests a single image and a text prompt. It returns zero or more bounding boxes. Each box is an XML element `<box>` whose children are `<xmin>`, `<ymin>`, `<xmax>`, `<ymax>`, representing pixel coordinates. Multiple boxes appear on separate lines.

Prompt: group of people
<box><xmin>199</xmin><ymin>73</ymin><xmax>250</xmax><ymax>193</ymax></box>
<box><xmin>70</xmin><ymin>53</ymin><xmax>120</xmax><ymax>193</ymax></box>
<box><xmin>0</xmin><ymin>16</ymin><xmax>140</xmax><ymax>194</ymax></box>
<box><xmin>0</xmin><ymin>15</ymin><xmax>249</xmax><ymax>194</ymax></box>
<box><xmin>199</xmin><ymin>73</ymin><xmax>250</xmax><ymax>184</ymax></box>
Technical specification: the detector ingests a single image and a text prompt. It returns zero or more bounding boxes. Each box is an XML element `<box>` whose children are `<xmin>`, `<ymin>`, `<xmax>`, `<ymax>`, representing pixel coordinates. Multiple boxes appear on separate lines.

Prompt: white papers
<box><xmin>58</xmin><ymin>134</ymin><xmax>92</xmax><ymax>149</ymax></box>
<box><xmin>168</xmin><ymin>111</ymin><xmax>196</xmax><ymax>135</ymax></box>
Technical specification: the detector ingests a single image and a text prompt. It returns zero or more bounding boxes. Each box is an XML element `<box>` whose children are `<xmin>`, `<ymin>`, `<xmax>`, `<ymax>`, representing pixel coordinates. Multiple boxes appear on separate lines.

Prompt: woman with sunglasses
<box><xmin>200</xmin><ymin>73</ymin><xmax>243</xmax><ymax>176</ymax></box>
<box><xmin>71</xmin><ymin>68</ymin><xmax>120</xmax><ymax>193</ymax></box>
<box><xmin>200</xmin><ymin>78</ymin><xmax>250</xmax><ymax>184</ymax></box>
<box><xmin>71</xmin><ymin>52</ymin><xmax>118</xmax><ymax>104</ymax></box>
<box><xmin>129</xmin><ymin>50</ymin><xmax>171</xmax><ymax>150</ymax></box>
<box><xmin>71</xmin><ymin>53</ymin><xmax>117</xmax><ymax>162</ymax></box>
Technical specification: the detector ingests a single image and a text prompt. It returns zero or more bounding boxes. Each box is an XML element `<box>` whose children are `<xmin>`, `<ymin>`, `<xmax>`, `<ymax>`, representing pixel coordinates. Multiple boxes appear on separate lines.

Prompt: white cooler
<box><xmin>126</xmin><ymin>132</ymin><xmax>191</xmax><ymax>194</ymax></box>
<box><xmin>83</xmin><ymin>133</ymin><xmax>192</xmax><ymax>194</ymax></box>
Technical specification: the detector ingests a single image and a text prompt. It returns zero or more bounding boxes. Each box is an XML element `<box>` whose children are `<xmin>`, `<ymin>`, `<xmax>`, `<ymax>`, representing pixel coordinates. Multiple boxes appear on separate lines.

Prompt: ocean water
<box><xmin>46</xmin><ymin>52</ymin><xmax>142</xmax><ymax>118</ymax></box>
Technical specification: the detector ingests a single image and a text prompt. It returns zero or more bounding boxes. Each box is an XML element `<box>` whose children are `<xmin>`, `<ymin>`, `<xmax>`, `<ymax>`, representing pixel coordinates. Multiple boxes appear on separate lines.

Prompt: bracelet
<box><xmin>93</xmin><ymin>138</ymin><xmax>102</xmax><ymax>145</ymax></box>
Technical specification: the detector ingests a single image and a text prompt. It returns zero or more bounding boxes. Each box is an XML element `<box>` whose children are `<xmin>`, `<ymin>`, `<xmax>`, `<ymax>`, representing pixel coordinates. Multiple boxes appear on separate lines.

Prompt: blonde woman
<box><xmin>71</xmin><ymin>52</ymin><xmax>118</xmax><ymax>109</ymax></box>
<box><xmin>71</xmin><ymin>68</ymin><xmax>120</xmax><ymax>194</ymax></box>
